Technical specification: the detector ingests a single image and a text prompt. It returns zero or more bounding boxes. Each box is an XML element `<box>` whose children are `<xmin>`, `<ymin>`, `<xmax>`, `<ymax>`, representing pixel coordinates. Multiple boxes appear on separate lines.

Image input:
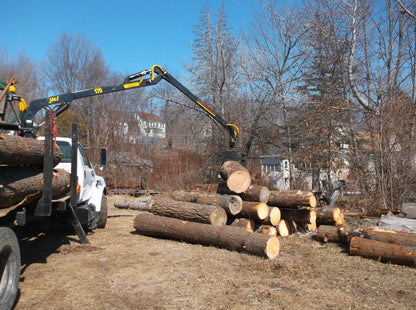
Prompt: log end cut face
<box><xmin>209</xmin><ymin>207</ymin><xmax>228</xmax><ymax>226</ymax></box>
<box><xmin>266</xmin><ymin>237</ymin><xmax>280</xmax><ymax>260</ymax></box>
<box><xmin>226</xmin><ymin>170</ymin><xmax>251</xmax><ymax>193</ymax></box>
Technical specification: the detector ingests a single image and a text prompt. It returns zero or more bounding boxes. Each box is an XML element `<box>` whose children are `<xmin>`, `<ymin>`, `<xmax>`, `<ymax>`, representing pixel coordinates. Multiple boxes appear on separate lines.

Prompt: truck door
<box><xmin>78</xmin><ymin>143</ymin><xmax>95</xmax><ymax>203</ymax></box>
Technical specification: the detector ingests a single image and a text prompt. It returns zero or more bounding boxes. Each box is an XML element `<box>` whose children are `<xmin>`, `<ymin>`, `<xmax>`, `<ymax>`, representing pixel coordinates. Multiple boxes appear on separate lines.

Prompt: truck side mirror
<box><xmin>100</xmin><ymin>148</ymin><xmax>107</xmax><ymax>167</ymax></box>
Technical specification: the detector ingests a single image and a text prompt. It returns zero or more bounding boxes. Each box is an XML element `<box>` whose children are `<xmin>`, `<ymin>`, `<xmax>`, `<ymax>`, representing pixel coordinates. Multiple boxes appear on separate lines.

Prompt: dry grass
<box><xmin>15</xmin><ymin>195</ymin><xmax>416</xmax><ymax>310</ymax></box>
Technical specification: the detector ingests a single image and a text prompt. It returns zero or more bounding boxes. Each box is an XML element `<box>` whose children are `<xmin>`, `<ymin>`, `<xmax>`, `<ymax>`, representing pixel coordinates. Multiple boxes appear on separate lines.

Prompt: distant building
<box><xmin>134</xmin><ymin>111</ymin><xmax>166</xmax><ymax>140</ymax></box>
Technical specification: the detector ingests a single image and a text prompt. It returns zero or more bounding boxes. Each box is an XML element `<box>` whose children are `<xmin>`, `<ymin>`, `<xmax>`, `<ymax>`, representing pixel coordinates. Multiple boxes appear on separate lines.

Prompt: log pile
<box><xmin>125</xmin><ymin>160</ymin><xmax>350</xmax><ymax>259</ymax></box>
<box><xmin>0</xmin><ymin>135</ymin><xmax>69</xmax><ymax>211</ymax></box>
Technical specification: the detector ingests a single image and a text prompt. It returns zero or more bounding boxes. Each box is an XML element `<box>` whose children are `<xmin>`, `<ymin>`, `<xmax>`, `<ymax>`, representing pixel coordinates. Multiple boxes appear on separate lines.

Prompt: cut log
<box><xmin>0</xmin><ymin>166</ymin><xmax>70</xmax><ymax>209</ymax></box>
<box><xmin>171</xmin><ymin>190</ymin><xmax>242</xmax><ymax>216</ymax></box>
<box><xmin>219</xmin><ymin>161</ymin><xmax>251</xmax><ymax>193</ymax></box>
<box><xmin>0</xmin><ymin>135</ymin><xmax>63</xmax><ymax>167</ymax></box>
<box><xmin>133</xmin><ymin>213</ymin><xmax>280</xmax><ymax>259</ymax></box>
<box><xmin>238</xmin><ymin>201</ymin><xmax>269</xmax><ymax>221</ymax></box>
<box><xmin>268</xmin><ymin>190</ymin><xmax>317</xmax><ymax>209</ymax></box>
<box><xmin>260</xmin><ymin>207</ymin><xmax>281</xmax><ymax>226</ymax></box>
<box><xmin>190</xmin><ymin>183</ymin><xmax>219</xmax><ymax>192</ymax></box>
<box><xmin>145</xmin><ymin>198</ymin><xmax>227</xmax><ymax>226</ymax></box>
<box><xmin>316</xmin><ymin>225</ymin><xmax>354</xmax><ymax>243</ymax></box>
<box><xmin>350</xmin><ymin>236</ymin><xmax>416</xmax><ymax>266</ymax></box>
<box><xmin>363</xmin><ymin>228</ymin><xmax>416</xmax><ymax>246</ymax></box>
<box><xmin>255</xmin><ymin>225</ymin><xmax>277</xmax><ymax>237</ymax></box>
<box><xmin>278</xmin><ymin>220</ymin><xmax>290</xmax><ymax>237</ymax></box>
<box><xmin>316</xmin><ymin>207</ymin><xmax>345</xmax><ymax>226</ymax></box>
<box><xmin>239</xmin><ymin>184</ymin><xmax>270</xmax><ymax>203</ymax></box>
<box><xmin>229</xmin><ymin>218</ymin><xmax>255</xmax><ymax>232</ymax></box>
<box><xmin>114</xmin><ymin>200</ymin><xmax>129</xmax><ymax>209</ymax></box>
<box><xmin>280</xmin><ymin>208</ymin><xmax>316</xmax><ymax>224</ymax></box>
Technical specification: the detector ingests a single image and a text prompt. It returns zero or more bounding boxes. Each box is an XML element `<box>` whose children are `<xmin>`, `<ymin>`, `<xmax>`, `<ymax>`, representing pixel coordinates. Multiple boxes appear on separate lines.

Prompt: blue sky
<box><xmin>1</xmin><ymin>0</ymin><xmax>257</xmax><ymax>76</ymax></box>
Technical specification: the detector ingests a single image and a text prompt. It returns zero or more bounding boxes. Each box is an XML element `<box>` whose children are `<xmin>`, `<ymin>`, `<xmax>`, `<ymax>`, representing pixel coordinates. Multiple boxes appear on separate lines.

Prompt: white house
<box><xmin>134</xmin><ymin>111</ymin><xmax>166</xmax><ymax>140</ymax></box>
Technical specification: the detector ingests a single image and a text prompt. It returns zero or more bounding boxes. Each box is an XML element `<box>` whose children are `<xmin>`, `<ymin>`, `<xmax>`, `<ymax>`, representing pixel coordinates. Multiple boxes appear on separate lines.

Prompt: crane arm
<box><xmin>2</xmin><ymin>65</ymin><xmax>239</xmax><ymax>147</ymax></box>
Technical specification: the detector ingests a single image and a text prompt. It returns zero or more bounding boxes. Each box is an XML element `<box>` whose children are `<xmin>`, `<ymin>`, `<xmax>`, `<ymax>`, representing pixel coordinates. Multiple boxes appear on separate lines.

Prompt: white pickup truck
<box><xmin>44</xmin><ymin>136</ymin><xmax>108</xmax><ymax>230</ymax></box>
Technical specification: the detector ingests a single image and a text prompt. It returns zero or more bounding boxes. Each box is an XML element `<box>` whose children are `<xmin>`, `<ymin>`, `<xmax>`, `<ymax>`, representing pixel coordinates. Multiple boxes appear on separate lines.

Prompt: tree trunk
<box><xmin>238</xmin><ymin>201</ymin><xmax>269</xmax><ymax>221</ymax></box>
<box><xmin>145</xmin><ymin>197</ymin><xmax>227</xmax><ymax>226</ymax></box>
<box><xmin>268</xmin><ymin>190</ymin><xmax>317</xmax><ymax>208</ymax></box>
<box><xmin>316</xmin><ymin>225</ymin><xmax>354</xmax><ymax>243</ymax></box>
<box><xmin>229</xmin><ymin>218</ymin><xmax>255</xmax><ymax>232</ymax></box>
<box><xmin>133</xmin><ymin>213</ymin><xmax>280</xmax><ymax>260</ymax></box>
<box><xmin>363</xmin><ymin>228</ymin><xmax>416</xmax><ymax>246</ymax></box>
<box><xmin>0</xmin><ymin>135</ymin><xmax>63</xmax><ymax>167</ymax></box>
<box><xmin>280</xmin><ymin>208</ymin><xmax>316</xmax><ymax>225</ymax></box>
<box><xmin>194</xmin><ymin>183</ymin><xmax>269</xmax><ymax>203</ymax></box>
<box><xmin>239</xmin><ymin>184</ymin><xmax>270</xmax><ymax>203</ymax></box>
<box><xmin>0</xmin><ymin>166</ymin><xmax>70</xmax><ymax>209</ymax></box>
<box><xmin>171</xmin><ymin>190</ymin><xmax>242</xmax><ymax>215</ymax></box>
<box><xmin>350</xmin><ymin>236</ymin><xmax>416</xmax><ymax>266</ymax></box>
<box><xmin>316</xmin><ymin>207</ymin><xmax>345</xmax><ymax>226</ymax></box>
<box><xmin>219</xmin><ymin>161</ymin><xmax>251</xmax><ymax>193</ymax></box>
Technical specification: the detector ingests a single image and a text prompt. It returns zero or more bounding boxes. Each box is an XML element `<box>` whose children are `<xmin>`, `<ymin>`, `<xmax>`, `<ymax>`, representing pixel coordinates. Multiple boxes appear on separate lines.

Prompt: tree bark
<box><xmin>268</xmin><ymin>190</ymin><xmax>317</xmax><ymax>208</ymax></box>
<box><xmin>280</xmin><ymin>208</ymin><xmax>316</xmax><ymax>225</ymax></box>
<box><xmin>316</xmin><ymin>207</ymin><xmax>345</xmax><ymax>226</ymax></box>
<box><xmin>316</xmin><ymin>225</ymin><xmax>354</xmax><ymax>243</ymax></box>
<box><xmin>238</xmin><ymin>201</ymin><xmax>269</xmax><ymax>221</ymax></box>
<box><xmin>133</xmin><ymin>213</ymin><xmax>280</xmax><ymax>259</ymax></box>
<box><xmin>219</xmin><ymin>161</ymin><xmax>251</xmax><ymax>193</ymax></box>
<box><xmin>171</xmin><ymin>190</ymin><xmax>242</xmax><ymax>215</ymax></box>
<box><xmin>0</xmin><ymin>166</ymin><xmax>70</xmax><ymax>209</ymax></box>
<box><xmin>363</xmin><ymin>228</ymin><xmax>416</xmax><ymax>246</ymax></box>
<box><xmin>350</xmin><ymin>236</ymin><xmax>416</xmax><ymax>266</ymax></box>
<box><xmin>0</xmin><ymin>134</ymin><xmax>63</xmax><ymax>167</ymax></box>
<box><xmin>145</xmin><ymin>197</ymin><xmax>227</xmax><ymax>226</ymax></box>
<box><xmin>239</xmin><ymin>184</ymin><xmax>270</xmax><ymax>203</ymax></box>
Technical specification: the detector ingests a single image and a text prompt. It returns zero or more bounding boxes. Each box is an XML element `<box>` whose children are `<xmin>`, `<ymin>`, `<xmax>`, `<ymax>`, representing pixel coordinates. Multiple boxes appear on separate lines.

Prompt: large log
<box><xmin>171</xmin><ymin>190</ymin><xmax>242</xmax><ymax>216</ymax></box>
<box><xmin>316</xmin><ymin>225</ymin><xmax>354</xmax><ymax>243</ymax></box>
<box><xmin>268</xmin><ymin>190</ymin><xmax>317</xmax><ymax>209</ymax></box>
<box><xmin>133</xmin><ymin>213</ymin><xmax>280</xmax><ymax>259</ymax></box>
<box><xmin>219</xmin><ymin>161</ymin><xmax>251</xmax><ymax>193</ymax></box>
<box><xmin>0</xmin><ymin>166</ymin><xmax>70</xmax><ymax>209</ymax></box>
<box><xmin>316</xmin><ymin>207</ymin><xmax>345</xmax><ymax>226</ymax></box>
<box><xmin>280</xmin><ymin>208</ymin><xmax>316</xmax><ymax>224</ymax></box>
<box><xmin>145</xmin><ymin>198</ymin><xmax>227</xmax><ymax>226</ymax></box>
<box><xmin>0</xmin><ymin>135</ymin><xmax>63</xmax><ymax>167</ymax></box>
<box><xmin>350</xmin><ymin>236</ymin><xmax>416</xmax><ymax>266</ymax></box>
<box><xmin>238</xmin><ymin>201</ymin><xmax>269</xmax><ymax>221</ymax></box>
<box><xmin>363</xmin><ymin>228</ymin><xmax>416</xmax><ymax>246</ymax></box>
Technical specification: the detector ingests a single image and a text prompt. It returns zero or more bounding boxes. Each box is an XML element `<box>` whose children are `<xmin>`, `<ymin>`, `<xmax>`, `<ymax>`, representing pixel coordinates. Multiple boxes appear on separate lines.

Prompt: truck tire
<box><xmin>97</xmin><ymin>194</ymin><xmax>108</xmax><ymax>229</ymax></box>
<box><xmin>0</xmin><ymin>227</ymin><xmax>20</xmax><ymax>310</ymax></box>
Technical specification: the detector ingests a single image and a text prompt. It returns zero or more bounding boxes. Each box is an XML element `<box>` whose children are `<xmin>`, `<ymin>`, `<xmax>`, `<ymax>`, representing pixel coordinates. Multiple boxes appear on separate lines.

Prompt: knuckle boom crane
<box><xmin>1</xmin><ymin>65</ymin><xmax>239</xmax><ymax>148</ymax></box>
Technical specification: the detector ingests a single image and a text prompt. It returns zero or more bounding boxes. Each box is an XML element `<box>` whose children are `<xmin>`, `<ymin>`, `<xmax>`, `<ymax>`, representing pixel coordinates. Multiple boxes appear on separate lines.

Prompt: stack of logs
<box><xmin>0</xmin><ymin>135</ymin><xmax>70</xmax><ymax>211</ymax></box>
<box><xmin>317</xmin><ymin>223</ymin><xmax>416</xmax><ymax>266</ymax></box>
<box><xmin>123</xmin><ymin>160</ymin><xmax>345</xmax><ymax>260</ymax></box>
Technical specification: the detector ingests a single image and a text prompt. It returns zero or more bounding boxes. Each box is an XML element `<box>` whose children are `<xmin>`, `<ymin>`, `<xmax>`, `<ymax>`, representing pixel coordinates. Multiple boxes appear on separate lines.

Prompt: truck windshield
<box><xmin>56</xmin><ymin>141</ymin><xmax>72</xmax><ymax>163</ymax></box>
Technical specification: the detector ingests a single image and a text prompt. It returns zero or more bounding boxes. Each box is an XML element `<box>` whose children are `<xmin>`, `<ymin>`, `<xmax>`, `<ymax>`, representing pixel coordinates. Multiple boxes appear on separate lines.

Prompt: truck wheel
<box><xmin>97</xmin><ymin>194</ymin><xmax>108</xmax><ymax>229</ymax></box>
<box><xmin>0</xmin><ymin>227</ymin><xmax>20</xmax><ymax>310</ymax></box>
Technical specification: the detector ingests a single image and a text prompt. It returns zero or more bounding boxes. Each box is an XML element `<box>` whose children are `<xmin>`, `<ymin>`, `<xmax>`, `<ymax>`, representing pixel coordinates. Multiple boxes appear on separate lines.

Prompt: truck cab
<box><xmin>38</xmin><ymin>136</ymin><xmax>108</xmax><ymax>230</ymax></box>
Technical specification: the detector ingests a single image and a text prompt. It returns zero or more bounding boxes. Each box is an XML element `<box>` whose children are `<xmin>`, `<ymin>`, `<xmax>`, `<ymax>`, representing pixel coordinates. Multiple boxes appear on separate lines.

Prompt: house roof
<box><xmin>136</xmin><ymin>111</ymin><xmax>162</xmax><ymax>122</ymax></box>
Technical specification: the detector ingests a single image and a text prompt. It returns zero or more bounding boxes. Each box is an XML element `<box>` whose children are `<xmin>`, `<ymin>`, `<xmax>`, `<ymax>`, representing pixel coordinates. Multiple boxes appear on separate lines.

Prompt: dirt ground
<box><xmin>13</xmin><ymin>194</ymin><xmax>416</xmax><ymax>310</ymax></box>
